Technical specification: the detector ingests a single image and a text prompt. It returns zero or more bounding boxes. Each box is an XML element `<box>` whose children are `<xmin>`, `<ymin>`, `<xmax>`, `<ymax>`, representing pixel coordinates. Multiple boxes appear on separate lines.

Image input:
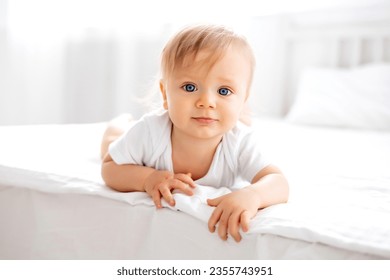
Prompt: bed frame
<box><xmin>283</xmin><ymin>6</ymin><xmax>390</xmax><ymax>112</ymax></box>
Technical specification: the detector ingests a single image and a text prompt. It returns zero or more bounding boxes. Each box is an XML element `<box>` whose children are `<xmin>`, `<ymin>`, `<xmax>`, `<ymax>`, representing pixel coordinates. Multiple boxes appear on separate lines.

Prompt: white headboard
<box><xmin>282</xmin><ymin>7</ymin><xmax>390</xmax><ymax>113</ymax></box>
<box><xmin>249</xmin><ymin>5</ymin><xmax>390</xmax><ymax>117</ymax></box>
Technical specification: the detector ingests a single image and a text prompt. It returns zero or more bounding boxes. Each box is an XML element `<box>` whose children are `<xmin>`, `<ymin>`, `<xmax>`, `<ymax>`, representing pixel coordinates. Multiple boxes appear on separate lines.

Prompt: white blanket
<box><xmin>1</xmin><ymin>120</ymin><xmax>390</xmax><ymax>258</ymax></box>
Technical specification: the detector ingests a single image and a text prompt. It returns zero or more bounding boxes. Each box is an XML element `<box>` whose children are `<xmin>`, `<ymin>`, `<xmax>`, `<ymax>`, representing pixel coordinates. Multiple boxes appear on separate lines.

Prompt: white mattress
<box><xmin>0</xmin><ymin>119</ymin><xmax>389</xmax><ymax>259</ymax></box>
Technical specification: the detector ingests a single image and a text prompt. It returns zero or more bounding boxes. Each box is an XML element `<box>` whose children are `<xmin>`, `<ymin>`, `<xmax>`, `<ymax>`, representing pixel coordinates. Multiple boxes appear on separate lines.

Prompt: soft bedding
<box><xmin>0</xmin><ymin>119</ymin><xmax>389</xmax><ymax>259</ymax></box>
<box><xmin>286</xmin><ymin>63</ymin><xmax>390</xmax><ymax>130</ymax></box>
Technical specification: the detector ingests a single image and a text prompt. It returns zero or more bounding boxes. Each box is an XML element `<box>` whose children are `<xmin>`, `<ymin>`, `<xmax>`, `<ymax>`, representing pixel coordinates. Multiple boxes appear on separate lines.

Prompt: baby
<box><xmin>101</xmin><ymin>25</ymin><xmax>289</xmax><ymax>242</ymax></box>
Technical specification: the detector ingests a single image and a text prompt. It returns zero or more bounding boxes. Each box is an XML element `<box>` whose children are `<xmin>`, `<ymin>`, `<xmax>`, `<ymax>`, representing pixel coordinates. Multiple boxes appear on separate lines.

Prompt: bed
<box><xmin>1</xmin><ymin>117</ymin><xmax>389</xmax><ymax>260</ymax></box>
<box><xmin>1</xmin><ymin>7</ymin><xmax>390</xmax><ymax>260</ymax></box>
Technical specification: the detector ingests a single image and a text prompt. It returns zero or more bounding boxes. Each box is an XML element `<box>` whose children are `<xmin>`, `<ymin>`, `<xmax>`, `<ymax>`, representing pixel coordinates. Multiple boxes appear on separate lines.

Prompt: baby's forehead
<box><xmin>180</xmin><ymin>49</ymin><xmax>221</xmax><ymax>69</ymax></box>
<box><xmin>189</xmin><ymin>45</ymin><xmax>250</xmax><ymax>69</ymax></box>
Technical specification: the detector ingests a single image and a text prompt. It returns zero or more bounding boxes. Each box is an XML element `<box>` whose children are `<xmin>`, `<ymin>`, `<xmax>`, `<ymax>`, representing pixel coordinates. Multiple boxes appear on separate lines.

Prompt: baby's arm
<box><xmin>102</xmin><ymin>154</ymin><xmax>196</xmax><ymax>208</ymax></box>
<box><xmin>207</xmin><ymin>165</ymin><xmax>289</xmax><ymax>242</ymax></box>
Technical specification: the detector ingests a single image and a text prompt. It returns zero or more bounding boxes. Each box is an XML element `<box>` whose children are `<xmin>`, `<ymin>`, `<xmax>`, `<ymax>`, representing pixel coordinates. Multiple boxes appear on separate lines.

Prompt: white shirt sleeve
<box><xmin>237</xmin><ymin>131</ymin><xmax>271</xmax><ymax>183</ymax></box>
<box><xmin>108</xmin><ymin>119</ymin><xmax>151</xmax><ymax>165</ymax></box>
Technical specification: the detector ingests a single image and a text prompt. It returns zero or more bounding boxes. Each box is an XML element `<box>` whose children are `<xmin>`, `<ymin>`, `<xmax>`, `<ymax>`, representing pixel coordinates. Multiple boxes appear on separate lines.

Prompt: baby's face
<box><xmin>160</xmin><ymin>45</ymin><xmax>251</xmax><ymax>141</ymax></box>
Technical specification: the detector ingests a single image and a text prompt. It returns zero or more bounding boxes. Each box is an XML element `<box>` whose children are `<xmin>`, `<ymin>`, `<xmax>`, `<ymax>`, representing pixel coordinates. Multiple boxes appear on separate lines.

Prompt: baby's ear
<box><xmin>159</xmin><ymin>80</ymin><xmax>168</xmax><ymax>110</ymax></box>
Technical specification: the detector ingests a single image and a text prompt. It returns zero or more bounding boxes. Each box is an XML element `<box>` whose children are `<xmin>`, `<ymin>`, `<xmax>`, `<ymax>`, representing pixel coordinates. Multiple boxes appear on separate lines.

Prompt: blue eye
<box><xmin>218</xmin><ymin>88</ymin><xmax>232</xmax><ymax>96</ymax></box>
<box><xmin>182</xmin><ymin>84</ymin><xmax>197</xmax><ymax>92</ymax></box>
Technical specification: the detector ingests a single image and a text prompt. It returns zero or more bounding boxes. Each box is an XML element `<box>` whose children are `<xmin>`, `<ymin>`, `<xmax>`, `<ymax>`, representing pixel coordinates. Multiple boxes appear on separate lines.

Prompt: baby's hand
<box><xmin>207</xmin><ymin>188</ymin><xmax>259</xmax><ymax>242</ymax></box>
<box><xmin>144</xmin><ymin>170</ymin><xmax>196</xmax><ymax>208</ymax></box>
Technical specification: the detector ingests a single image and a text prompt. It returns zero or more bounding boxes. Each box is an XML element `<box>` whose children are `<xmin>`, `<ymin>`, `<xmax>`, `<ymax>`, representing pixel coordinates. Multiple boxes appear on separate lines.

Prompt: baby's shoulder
<box><xmin>137</xmin><ymin>109</ymin><xmax>171</xmax><ymax>133</ymax></box>
<box><xmin>139</xmin><ymin>110</ymin><xmax>172</xmax><ymax>152</ymax></box>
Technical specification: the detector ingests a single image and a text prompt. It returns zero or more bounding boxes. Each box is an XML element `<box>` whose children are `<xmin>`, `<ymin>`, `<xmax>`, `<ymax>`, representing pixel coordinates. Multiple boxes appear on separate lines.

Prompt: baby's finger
<box><xmin>208</xmin><ymin>207</ymin><xmax>222</xmax><ymax>233</ymax></box>
<box><xmin>207</xmin><ymin>196</ymin><xmax>223</xmax><ymax>207</ymax></box>
<box><xmin>174</xmin><ymin>173</ymin><xmax>196</xmax><ymax>188</ymax></box>
<box><xmin>217</xmin><ymin>211</ymin><xmax>231</xmax><ymax>241</ymax></box>
<box><xmin>240</xmin><ymin>210</ymin><xmax>251</xmax><ymax>232</ymax></box>
<box><xmin>151</xmin><ymin>189</ymin><xmax>162</xmax><ymax>209</ymax></box>
<box><xmin>169</xmin><ymin>178</ymin><xmax>194</xmax><ymax>196</ymax></box>
<box><xmin>228</xmin><ymin>211</ymin><xmax>242</xmax><ymax>242</ymax></box>
<box><xmin>159</xmin><ymin>183</ymin><xmax>175</xmax><ymax>206</ymax></box>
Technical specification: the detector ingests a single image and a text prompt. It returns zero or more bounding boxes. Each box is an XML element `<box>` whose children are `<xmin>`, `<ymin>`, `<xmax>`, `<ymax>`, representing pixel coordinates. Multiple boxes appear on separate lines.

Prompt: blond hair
<box><xmin>160</xmin><ymin>25</ymin><xmax>255</xmax><ymax>89</ymax></box>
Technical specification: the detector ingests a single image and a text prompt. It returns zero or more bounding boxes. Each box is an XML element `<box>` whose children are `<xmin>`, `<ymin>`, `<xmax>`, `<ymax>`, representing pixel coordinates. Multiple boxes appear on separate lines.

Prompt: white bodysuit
<box><xmin>109</xmin><ymin>110</ymin><xmax>270</xmax><ymax>189</ymax></box>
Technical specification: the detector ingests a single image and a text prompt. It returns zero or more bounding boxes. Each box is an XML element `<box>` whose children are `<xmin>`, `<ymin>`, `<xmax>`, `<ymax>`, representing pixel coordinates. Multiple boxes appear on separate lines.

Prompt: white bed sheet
<box><xmin>0</xmin><ymin>120</ymin><xmax>389</xmax><ymax>259</ymax></box>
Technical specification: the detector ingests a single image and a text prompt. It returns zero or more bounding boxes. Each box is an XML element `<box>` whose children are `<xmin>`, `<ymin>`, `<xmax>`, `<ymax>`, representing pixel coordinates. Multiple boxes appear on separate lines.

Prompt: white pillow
<box><xmin>286</xmin><ymin>63</ymin><xmax>390</xmax><ymax>130</ymax></box>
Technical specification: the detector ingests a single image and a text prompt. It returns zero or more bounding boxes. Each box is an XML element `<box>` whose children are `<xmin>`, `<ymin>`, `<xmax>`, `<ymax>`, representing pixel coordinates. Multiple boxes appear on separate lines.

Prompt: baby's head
<box><xmin>160</xmin><ymin>25</ymin><xmax>255</xmax><ymax>92</ymax></box>
<box><xmin>159</xmin><ymin>25</ymin><xmax>256</xmax><ymax>135</ymax></box>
